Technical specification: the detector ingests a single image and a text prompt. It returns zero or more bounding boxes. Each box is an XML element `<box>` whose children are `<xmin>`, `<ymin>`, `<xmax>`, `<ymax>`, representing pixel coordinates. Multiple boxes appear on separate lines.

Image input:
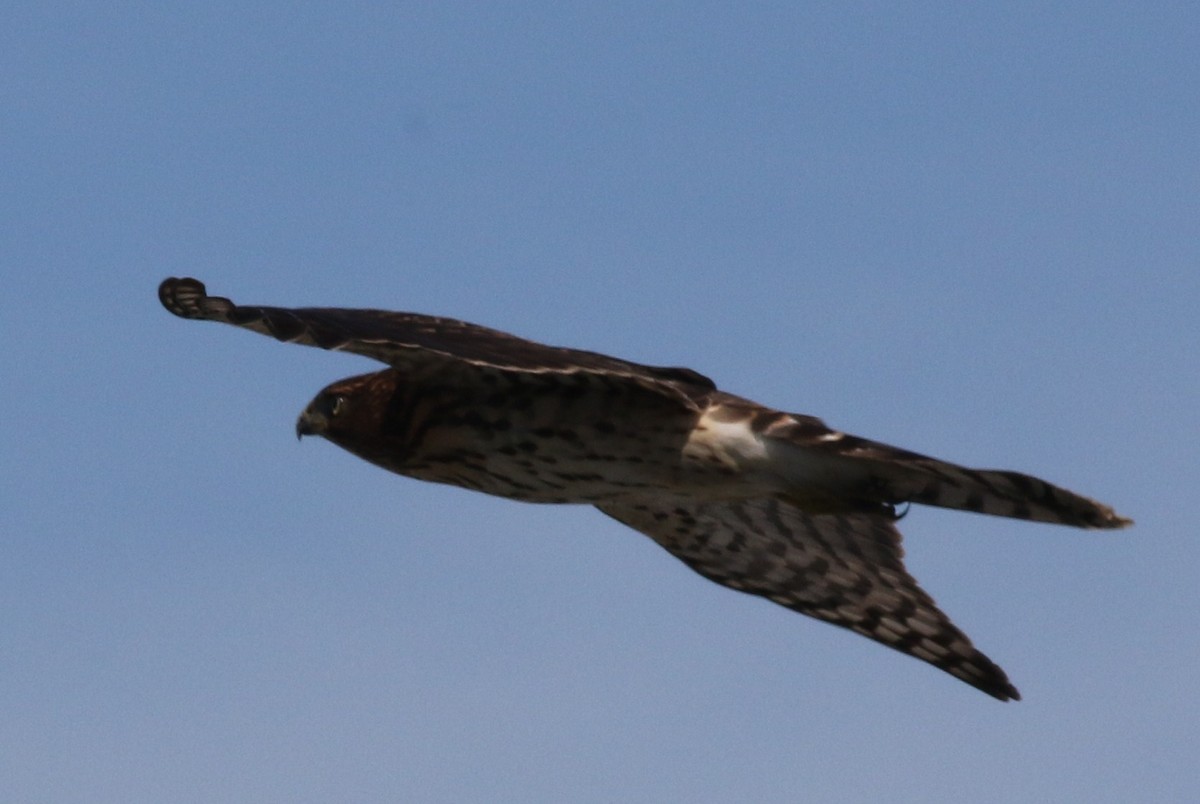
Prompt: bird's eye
<box><xmin>323</xmin><ymin>394</ymin><xmax>348</xmax><ymax>418</ymax></box>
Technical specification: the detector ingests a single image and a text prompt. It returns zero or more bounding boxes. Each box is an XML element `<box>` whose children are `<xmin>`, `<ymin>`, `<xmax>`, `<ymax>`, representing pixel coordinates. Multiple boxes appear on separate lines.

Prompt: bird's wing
<box><xmin>158</xmin><ymin>277</ymin><xmax>715</xmax><ymax>409</ymax></box>
<box><xmin>597</xmin><ymin>496</ymin><xmax>1020</xmax><ymax>700</ymax></box>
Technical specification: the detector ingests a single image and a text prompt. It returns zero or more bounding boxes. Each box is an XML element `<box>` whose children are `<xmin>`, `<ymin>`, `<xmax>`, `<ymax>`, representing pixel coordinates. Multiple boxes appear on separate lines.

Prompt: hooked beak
<box><xmin>295</xmin><ymin>407</ymin><xmax>324</xmax><ymax>440</ymax></box>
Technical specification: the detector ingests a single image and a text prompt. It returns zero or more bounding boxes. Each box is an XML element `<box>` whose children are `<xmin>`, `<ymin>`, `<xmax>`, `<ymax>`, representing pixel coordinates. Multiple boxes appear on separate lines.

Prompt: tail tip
<box><xmin>1089</xmin><ymin>506</ymin><xmax>1133</xmax><ymax>530</ymax></box>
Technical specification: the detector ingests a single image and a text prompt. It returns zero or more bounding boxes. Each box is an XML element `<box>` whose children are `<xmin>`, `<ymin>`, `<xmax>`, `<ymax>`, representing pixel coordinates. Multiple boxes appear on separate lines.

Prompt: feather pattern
<box><xmin>597</xmin><ymin>497</ymin><xmax>1020</xmax><ymax>700</ymax></box>
<box><xmin>158</xmin><ymin>277</ymin><xmax>1132</xmax><ymax>700</ymax></box>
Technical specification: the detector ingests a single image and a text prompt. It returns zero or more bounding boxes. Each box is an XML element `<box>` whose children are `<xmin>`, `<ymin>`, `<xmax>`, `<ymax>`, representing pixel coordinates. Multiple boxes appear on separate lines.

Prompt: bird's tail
<box><xmin>874</xmin><ymin>457</ymin><xmax>1131</xmax><ymax>529</ymax></box>
<box><xmin>758</xmin><ymin>411</ymin><xmax>1132</xmax><ymax>529</ymax></box>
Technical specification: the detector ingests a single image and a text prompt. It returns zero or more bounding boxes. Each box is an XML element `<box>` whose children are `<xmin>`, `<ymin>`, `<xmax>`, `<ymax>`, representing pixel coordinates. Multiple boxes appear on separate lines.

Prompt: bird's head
<box><xmin>296</xmin><ymin>386</ymin><xmax>348</xmax><ymax>440</ymax></box>
<box><xmin>296</xmin><ymin>370</ymin><xmax>400</xmax><ymax>453</ymax></box>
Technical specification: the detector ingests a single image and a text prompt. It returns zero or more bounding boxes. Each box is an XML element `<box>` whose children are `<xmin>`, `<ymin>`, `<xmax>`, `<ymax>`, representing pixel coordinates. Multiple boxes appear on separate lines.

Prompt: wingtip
<box><xmin>158</xmin><ymin>277</ymin><xmax>209</xmax><ymax>318</ymax></box>
<box><xmin>159</xmin><ymin>277</ymin><xmax>238</xmax><ymax>322</ymax></box>
<box><xmin>968</xmin><ymin>660</ymin><xmax>1021</xmax><ymax>702</ymax></box>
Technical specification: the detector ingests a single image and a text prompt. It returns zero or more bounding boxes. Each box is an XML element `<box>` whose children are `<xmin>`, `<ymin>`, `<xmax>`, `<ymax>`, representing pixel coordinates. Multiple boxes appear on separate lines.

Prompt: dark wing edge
<box><xmin>159</xmin><ymin>276</ymin><xmax>331</xmax><ymax>344</ymax></box>
<box><xmin>597</xmin><ymin>497</ymin><xmax>1020</xmax><ymax>701</ymax></box>
<box><xmin>158</xmin><ymin>277</ymin><xmax>716</xmax><ymax>408</ymax></box>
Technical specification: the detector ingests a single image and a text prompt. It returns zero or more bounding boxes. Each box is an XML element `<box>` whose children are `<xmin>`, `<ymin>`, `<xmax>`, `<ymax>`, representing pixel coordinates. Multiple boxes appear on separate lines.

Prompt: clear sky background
<box><xmin>3</xmin><ymin>3</ymin><xmax>1197</xmax><ymax>802</ymax></box>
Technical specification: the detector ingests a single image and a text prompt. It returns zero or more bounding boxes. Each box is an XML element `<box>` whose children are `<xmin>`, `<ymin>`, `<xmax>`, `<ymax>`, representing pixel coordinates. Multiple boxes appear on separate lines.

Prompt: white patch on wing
<box><xmin>684</xmin><ymin>411</ymin><xmax>770</xmax><ymax>472</ymax></box>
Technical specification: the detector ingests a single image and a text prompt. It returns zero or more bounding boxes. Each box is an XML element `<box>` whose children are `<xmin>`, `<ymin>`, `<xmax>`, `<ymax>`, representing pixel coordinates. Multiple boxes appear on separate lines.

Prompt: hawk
<box><xmin>158</xmin><ymin>277</ymin><xmax>1130</xmax><ymax>701</ymax></box>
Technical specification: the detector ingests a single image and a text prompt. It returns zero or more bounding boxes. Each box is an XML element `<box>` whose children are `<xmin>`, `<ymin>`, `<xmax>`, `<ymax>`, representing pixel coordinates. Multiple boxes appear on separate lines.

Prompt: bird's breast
<box><xmin>383</xmin><ymin>380</ymin><xmax>750</xmax><ymax>503</ymax></box>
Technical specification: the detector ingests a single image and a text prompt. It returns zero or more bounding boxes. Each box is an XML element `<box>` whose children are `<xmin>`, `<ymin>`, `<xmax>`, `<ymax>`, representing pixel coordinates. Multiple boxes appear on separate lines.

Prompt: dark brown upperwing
<box><xmin>159</xmin><ymin>277</ymin><xmax>716</xmax><ymax>408</ymax></box>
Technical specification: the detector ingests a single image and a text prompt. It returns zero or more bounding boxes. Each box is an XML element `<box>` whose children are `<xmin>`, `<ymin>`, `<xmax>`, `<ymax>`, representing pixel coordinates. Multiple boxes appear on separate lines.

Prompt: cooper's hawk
<box><xmin>159</xmin><ymin>277</ymin><xmax>1130</xmax><ymax>701</ymax></box>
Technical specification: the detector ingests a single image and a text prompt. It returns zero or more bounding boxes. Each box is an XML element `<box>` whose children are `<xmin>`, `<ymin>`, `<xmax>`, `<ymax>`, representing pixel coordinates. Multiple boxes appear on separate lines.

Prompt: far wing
<box><xmin>159</xmin><ymin>277</ymin><xmax>715</xmax><ymax>409</ymax></box>
<box><xmin>597</xmin><ymin>497</ymin><xmax>1020</xmax><ymax>701</ymax></box>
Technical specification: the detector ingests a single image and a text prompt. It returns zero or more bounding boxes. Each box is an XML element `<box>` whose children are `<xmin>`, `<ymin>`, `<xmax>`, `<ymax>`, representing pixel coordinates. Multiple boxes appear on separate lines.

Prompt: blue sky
<box><xmin>3</xmin><ymin>2</ymin><xmax>1197</xmax><ymax>801</ymax></box>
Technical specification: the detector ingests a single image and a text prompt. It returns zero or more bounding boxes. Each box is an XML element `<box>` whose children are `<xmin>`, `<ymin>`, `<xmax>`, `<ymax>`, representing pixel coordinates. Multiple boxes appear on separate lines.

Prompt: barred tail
<box><xmin>755</xmin><ymin>408</ymin><xmax>1133</xmax><ymax>530</ymax></box>
<box><xmin>892</xmin><ymin>462</ymin><xmax>1131</xmax><ymax>529</ymax></box>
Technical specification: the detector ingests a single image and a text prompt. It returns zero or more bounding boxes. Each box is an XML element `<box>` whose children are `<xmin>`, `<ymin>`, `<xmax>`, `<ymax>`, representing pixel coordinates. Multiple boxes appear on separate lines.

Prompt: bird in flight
<box><xmin>158</xmin><ymin>277</ymin><xmax>1130</xmax><ymax>701</ymax></box>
